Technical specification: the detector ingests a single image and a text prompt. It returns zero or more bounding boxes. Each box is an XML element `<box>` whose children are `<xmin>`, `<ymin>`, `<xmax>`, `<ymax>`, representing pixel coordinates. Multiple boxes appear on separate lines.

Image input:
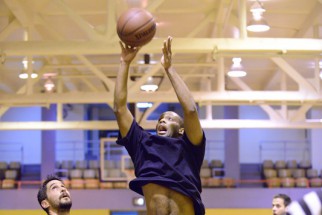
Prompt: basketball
<box><xmin>117</xmin><ymin>8</ymin><xmax>156</xmax><ymax>47</ymax></box>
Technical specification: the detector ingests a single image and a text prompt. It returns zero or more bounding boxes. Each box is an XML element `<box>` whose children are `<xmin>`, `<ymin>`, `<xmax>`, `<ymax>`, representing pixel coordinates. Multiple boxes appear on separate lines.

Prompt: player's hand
<box><xmin>119</xmin><ymin>41</ymin><xmax>140</xmax><ymax>64</ymax></box>
<box><xmin>161</xmin><ymin>36</ymin><xmax>173</xmax><ymax>70</ymax></box>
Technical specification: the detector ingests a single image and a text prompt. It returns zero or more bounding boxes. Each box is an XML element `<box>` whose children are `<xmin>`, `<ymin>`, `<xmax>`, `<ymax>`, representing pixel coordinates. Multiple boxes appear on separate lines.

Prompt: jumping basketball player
<box><xmin>114</xmin><ymin>36</ymin><xmax>206</xmax><ymax>215</ymax></box>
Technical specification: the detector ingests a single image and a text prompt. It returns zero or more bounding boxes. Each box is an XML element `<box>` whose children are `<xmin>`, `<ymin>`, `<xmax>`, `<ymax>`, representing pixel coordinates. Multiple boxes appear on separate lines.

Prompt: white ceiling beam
<box><xmin>0</xmin><ymin>119</ymin><xmax>322</xmax><ymax>130</ymax></box>
<box><xmin>105</xmin><ymin>0</ymin><xmax>117</xmax><ymax>39</ymax></box>
<box><xmin>146</xmin><ymin>0</ymin><xmax>165</xmax><ymax>12</ymax></box>
<box><xmin>229</xmin><ymin>77</ymin><xmax>284</xmax><ymax>121</ymax></box>
<box><xmin>3</xmin><ymin>0</ymin><xmax>34</xmax><ymax>27</ymax></box>
<box><xmin>76</xmin><ymin>55</ymin><xmax>115</xmax><ymax>91</ymax></box>
<box><xmin>264</xmin><ymin>69</ymin><xmax>280</xmax><ymax>90</ymax></box>
<box><xmin>0</xmin><ymin>66</ymin><xmax>47</xmax><ymax>116</ymax></box>
<box><xmin>53</xmin><ymin>0</ymin><xmax>105</xmax><ymax>41</ymax></box>
<box><xmin>0</xmin><ymin>19</ymin><xmax>20</xmax><ymax>41</ymax></box>
<box><xmin>293</xmin><ymin>2</ymin><xmax>322</xmax><ymax>38</ymax></box>
<box><xmin>143</xmin><ymin>119</ymin><xmax>322</xmax><ymax>129</ymax></box>
<box><xmin>45</xmin><ymin>62</ymin><xmax>216</xmax><ymax>69</ymax></box>
<box><xmin>2</xmin><ymin>38</ymin><xmax>321</xmax><ymax>56</ymax></box>
<box><xmin>78</xmin><ymin>77</ymin><xmax>100</xmax><ymax>92</ymax></box>
<box><xmin>0</xmin><ymin>91</ymin><xmax>321</xmax><ymax>105</ymax></box>
<box><xmin>271</xmin><ymin>57</ymin><xmax>317</xmax><ymax>93</ymax></box>
<box><xmin>289</xmin><ymin>104</ymin><xmax>313</xmax><ymax>122</ymax></box>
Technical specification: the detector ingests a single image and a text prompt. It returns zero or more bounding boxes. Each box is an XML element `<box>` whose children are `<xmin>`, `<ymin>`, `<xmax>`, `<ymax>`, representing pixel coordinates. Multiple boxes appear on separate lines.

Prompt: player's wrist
<box><xmin>120</xmin><ymin>59</ymin><xmax>130</xmax><ymax>66</ymax></box>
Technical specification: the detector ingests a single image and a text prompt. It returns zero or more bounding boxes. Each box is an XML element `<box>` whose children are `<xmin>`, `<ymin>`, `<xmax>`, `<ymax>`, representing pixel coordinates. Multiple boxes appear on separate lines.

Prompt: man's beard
<box><xmin>59</xmin><ymin>201</ymin><xmax>72</xmax><ymax>211</ymax></box>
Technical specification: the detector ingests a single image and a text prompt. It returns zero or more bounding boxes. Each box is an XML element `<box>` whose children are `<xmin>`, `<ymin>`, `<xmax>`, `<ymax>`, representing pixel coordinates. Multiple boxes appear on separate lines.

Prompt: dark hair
<box><xmin>37</xmin><ymin>174</ymin><xmax>63</xmax><ymax>214</ymax></box>
<box><xmin>274</xmin><ymin>193</ymin><xmax>292</xmax><ymax>207</ymax></box>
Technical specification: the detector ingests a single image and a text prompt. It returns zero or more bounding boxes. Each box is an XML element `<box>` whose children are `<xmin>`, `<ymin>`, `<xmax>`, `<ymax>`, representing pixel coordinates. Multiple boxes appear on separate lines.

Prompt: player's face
<box><xmin>156</xmin><ymin>111</ymin><xmax>183</xmax><ymax>138</ymax></box>
<box><xmin>272</xmin><ymin>198</ymin><xmax>287</xmax><ymax>215</ymax></box>
<box><xmin>44</xmin><ymin>180</ymin><xmax>72</xmax><ymax>212</ymax></box>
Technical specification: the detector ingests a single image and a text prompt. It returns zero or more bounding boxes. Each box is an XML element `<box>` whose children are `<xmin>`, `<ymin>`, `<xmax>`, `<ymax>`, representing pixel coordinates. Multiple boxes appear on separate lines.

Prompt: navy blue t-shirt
<box><xmin>117</xmin><ymin>120</ymin><xmax>206</xmax><ymax>215</ymax></box>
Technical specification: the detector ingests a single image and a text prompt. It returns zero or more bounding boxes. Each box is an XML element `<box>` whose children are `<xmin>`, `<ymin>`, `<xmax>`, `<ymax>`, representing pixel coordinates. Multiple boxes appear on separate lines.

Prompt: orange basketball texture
<box><xmin>117</xmin><ymin>8</ymin><xmax>156</xmax><ymax>47</ymax></box>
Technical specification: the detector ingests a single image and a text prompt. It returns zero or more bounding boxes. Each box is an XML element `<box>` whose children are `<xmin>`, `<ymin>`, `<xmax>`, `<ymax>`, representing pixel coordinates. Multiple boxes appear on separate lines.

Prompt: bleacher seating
<box><xmin>262</xmin><ymin>160</ymin><xmax>322</xmax><ymax>188</ymax></box>
<box><xmin>0</xmin><ymin>161</ymin><xmax>22</xmax><ymax>189</ymax></box>
<box><xmin>2</xmin><ymin>158</ymin><xmax>321</xmax><ymax>190</ymax></box>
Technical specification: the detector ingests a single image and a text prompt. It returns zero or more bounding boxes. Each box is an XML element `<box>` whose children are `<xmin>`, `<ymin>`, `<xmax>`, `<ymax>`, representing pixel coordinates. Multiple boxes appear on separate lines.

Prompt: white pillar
<box><xmin>310</xmin><ymin>108</ymin><xmax>322</xmax><ymax>170</ymax></box>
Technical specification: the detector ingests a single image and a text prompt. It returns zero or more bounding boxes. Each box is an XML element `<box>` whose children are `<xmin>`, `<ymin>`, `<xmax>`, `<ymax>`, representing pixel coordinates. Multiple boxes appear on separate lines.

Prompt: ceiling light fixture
<box><xmin>227</xmin><ymin>58</ymin><xmax>247</xmax><ymax>77</ymax></box>
<box><xmin>19</xmin><ymin>70</ymin><xmax>38</xmax><ymax>79</ymax></box>
<box><xmin>19</xmin><ymin>57</ymin><xmax>38</xmax><ymax>79</ymax></box>
<box><xmin>44</xmin><ymin>77</ymin><xmax>55</xmax><ymax>92</ymax></box>
<box><xmin>19</xmin><ymin>71</ymin><xmax>28</xmax><ymax>79</ymax></box>
<box><xmin>140</xmin><ymin>76</ymin><xmax>159</xmax><ymax>92</ymax></box>
<box><xmin>247</xmin><ymin>1</ymin><xmax>270</xmax><ymax>32</ymax></box>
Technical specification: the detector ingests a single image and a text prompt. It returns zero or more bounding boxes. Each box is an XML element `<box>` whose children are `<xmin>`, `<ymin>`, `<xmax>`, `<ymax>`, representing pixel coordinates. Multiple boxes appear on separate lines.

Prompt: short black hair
<box><xmin>274</xmin><ymin>193</ymin><xmax>292</xmax><ymax>207</ymax></box>
<box><xmin>37</xmin><ymin>174</ymin><xmax>63</xmax><ymax>214</ymax></box>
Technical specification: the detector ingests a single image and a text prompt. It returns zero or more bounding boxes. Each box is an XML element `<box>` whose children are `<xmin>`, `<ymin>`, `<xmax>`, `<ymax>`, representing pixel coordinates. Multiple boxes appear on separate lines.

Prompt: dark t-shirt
<box><xmin>117</xmin><ymin>119</ymin><xmax>206</xmax><ymax>215</ymax></box>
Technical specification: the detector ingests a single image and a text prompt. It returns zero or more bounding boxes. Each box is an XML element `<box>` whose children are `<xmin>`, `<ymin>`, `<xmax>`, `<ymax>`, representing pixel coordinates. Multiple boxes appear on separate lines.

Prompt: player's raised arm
<box><xmin>161</xmin><ymin>36</ymin><xmax>203</xmax><ymax>146</ymax></box>
<box><xmin>113</xmin><ymin>42</ymin><xmax>140</xmax><ymax>138</ymax></box>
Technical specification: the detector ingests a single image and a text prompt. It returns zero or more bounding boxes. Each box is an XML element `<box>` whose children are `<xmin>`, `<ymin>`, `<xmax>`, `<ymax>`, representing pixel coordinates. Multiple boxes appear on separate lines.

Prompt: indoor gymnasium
<box><xmin>0</xmin><ymin>0</ymin><xmax>322</xmax><ymax>214</ymax></box>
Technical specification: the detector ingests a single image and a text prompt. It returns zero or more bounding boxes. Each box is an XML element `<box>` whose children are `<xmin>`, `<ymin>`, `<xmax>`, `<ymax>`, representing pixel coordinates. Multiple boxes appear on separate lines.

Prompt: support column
<box><xmin>310</xmin><ymin>108</ymin><xmax>322</xmax><ymax>171</ymax></box>
<box><xmin>41</xmin><ymin>104</ymin><xmax>56</xmax><ymax>180</ymax></box>
<box><xmin>224</xmin><ymin>106</ymin><xmax>240</xmax><ymax>181</ymax></box>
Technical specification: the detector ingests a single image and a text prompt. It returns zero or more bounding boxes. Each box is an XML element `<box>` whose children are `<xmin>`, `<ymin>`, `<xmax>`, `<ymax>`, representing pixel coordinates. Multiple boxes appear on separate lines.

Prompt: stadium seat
<box><xmin>100</xmin><ymin>181</ymin><xmax>113</xmax><ymax>189</ymax></box>
<box><xmin>299</xmin><ymin>160</ymin><xmax>311</xmax><ymax>169</ymax></box>
<box><xmin>75</xmin><ymin>160</ymin><xmax>87</xmax><ymax>169</ymax></box>
<box><xmin>295</xmin><ymin>177</ymin><xmax>309</xmax><ymax>188</ymax></box>
<box><xmin>306</xmin><ymin>169</ymin><xmax>318</xmax><ymax>179</ymax></box>
<box><xmin>83</xmin><ymin>169</ymin><xmax>96</xmax><ymax>179</ymax></box>
<box><xmin>266</xmin><ymin>177</ymin><xmax>281</xmax><ymax>188</ymax></box>
<box><xmin>280</xmin><ymin>177</ymin><xmax>295</xmax><ymax>188</ymax></box>
<box><xmin>200</xmin><ymin>168</ymin><xmax>212</xmax><ymax>178</ymax></box>
<box><xmin>286</xmin><ymin>160</ymin><xmax>298</xmax><ymax>169</ymax></box>
<box><xmin>275</xmin><ymin>160</ymin><xmax>286</xmax><ymax>169</ymax></box>
<box><xmin>209</xmin><ymin>160</ymin><xmax>223</xmax><ymax>168</ymax></box>
<box><xmin>8</xmin><ymin>161</ymin><xmax>21</xmax><ymax>170</ymax></box>
<box><xmin>278</xmin><ymin>169</ymin><xmax>292</xmax><ymax>178</ymax></box>
<box><xmin>201</xmin><ymin>160</ymin><xmax>209</xmax><ymax>168</ymax></box>
<box><xmin>70</xmin><ymin>179</ymin><xmax>84</xmax><ymax>189</ymax></box>
<box><xmin>2</xmin><ymin>179</ymin><xmax>16</xmax><ymax>189</ymax></box>
<box><xmin>263</xmin><ymin>169</ymin><xmax>277</xmax><ymax>179</ymax></box>
<box><xmin>221</xmin><ymin>177</ymin><xmax>236</xmax><ymax>188</ymax></box>
<box><xmin>201</xmin><ymin>177</ymin><xmax>209</xmax><ymax>187</ymax></box>
<box><xmin>69</xmin><ymin>169</ymin><xmax>83</xmax><ymax>179</ymax></box>
<box><xmin>104</xmin><ymin>160</ymin><xmax>116</xmax><ymax>169</ymax></box>
<box><xmin>88</xmin><ymin>160</ymin><xmax>100</xmax><ymax>169</ymax></box>
<box><xmin>5</xmin><ymin>169</ymin><xmax>18</xmax><ymax>180</ymax></box>
<box><xmin>310</xmin><ymin>178</ymin><xmax>322</xmax><ymax>187</ymax></box>
<box><xmin>84</xmin><ymin>178</ymin><xmax>99</xmax><ymax>189</ymax></box>
<box><xmin>207</xmin><ymin>178</ymin><xmax>221</xmax><ymax>187</ymax></box>
<box><xmin>292</xmin><ymin>169</ymin><xmax>305</xmax><ymax>178</ymax></box>
<box><xmin>262</xmin><ymin>160</ymin><xmax>274</xmax><ymax>169</ymax></box>
<box><xmin>61</xmin><ymin>160</ymin><xmax>74</xmax><ymax>170</ymax></box>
